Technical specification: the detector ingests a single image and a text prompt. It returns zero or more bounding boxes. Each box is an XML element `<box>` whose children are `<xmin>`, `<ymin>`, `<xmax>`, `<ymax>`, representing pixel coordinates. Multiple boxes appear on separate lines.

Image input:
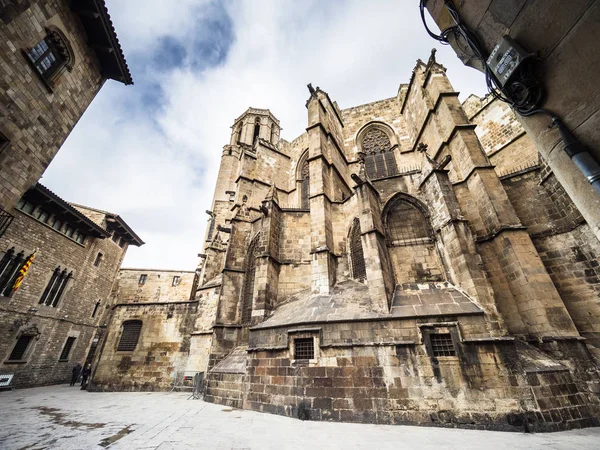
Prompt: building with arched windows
<box><xmin>92</xmin><ymin>51</ymin><xmax>600</xmax><ymax>431</ymax></box>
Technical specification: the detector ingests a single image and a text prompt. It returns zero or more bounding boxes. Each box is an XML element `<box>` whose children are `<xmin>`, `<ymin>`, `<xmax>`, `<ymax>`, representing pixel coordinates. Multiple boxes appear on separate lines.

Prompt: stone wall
<box><xmin>204</xmin><ymin>324</ymin><xmax>599</xmax><ymax>431</ymax></box>
<box><xmin>114</xmin><ymin>268</ymin><xmax>196</xmax><ymax>304</ymax></box>
<box><xmin>425</xmin><ymin>0</ymin><xmax>600</xmax><ymax>243</ymax></box>
<box><xmin>0</xmin><ymin>0</ymin><xmax>104</xmax><ymax>212</ymax></box>
<box><xmin>91</xmin><ymin>301</ymin><xmax>198</xmax><ymax>391</ymax></box>
<box><xmin>0</xmin><ymin>204</ymin><xmax>127</xmax><ymax>388</ymax></box>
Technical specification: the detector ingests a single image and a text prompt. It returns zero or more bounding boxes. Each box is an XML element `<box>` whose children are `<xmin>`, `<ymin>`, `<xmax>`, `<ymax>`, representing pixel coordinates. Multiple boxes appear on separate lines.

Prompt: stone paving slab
<box><xmin>1</xmin><ymin>385</ymin><xmax>600</xmax><ymax>449</ymax></box>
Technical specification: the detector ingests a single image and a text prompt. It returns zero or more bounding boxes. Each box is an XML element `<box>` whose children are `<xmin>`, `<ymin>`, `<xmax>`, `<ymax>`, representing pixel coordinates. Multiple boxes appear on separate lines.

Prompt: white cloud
<box><xmin>42</xmin><ymin>0</ymin><xmax>488</xmax><ymax>270</ymax></box>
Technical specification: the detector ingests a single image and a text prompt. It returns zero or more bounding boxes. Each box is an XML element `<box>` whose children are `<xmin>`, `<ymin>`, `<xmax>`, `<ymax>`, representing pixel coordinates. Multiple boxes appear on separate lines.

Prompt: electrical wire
<box><xmin>419</xmin><ymin>0</ymin><xmax>545</xmax><ymax>117</ymax></box>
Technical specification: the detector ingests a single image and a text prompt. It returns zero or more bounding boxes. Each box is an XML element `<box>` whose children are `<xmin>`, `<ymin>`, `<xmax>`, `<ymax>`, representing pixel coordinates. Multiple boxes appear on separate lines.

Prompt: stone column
<box><xmin>251</xmin><ymin>187</ymin><xmax>282</xmax><ymax>323</ymax></box>
<box><xmin>306</xmin><ymin>87</ymin><xmax>338</xmax><ymax>294</ymax></box>
<box><xmin>419</xmin><ymin>150</ymin><xmax>508</xmax><ymax>335</ymax></box>
<box><xmin>352</xmin><ymin>172</ymin><xmax>394</xmax><ymax>313</ymax></box>
<box><xmin>412</xmin><ymin>62</ymin><xmax>579</xmax><ymax>338</ymax></box>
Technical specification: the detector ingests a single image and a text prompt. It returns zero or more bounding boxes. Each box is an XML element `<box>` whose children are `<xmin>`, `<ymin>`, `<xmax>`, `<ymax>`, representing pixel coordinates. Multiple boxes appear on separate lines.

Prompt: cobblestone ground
<box><xmin>1</xmin><ymin>386</ymin><xmax>600</xmax><ymax>449</ymax></box>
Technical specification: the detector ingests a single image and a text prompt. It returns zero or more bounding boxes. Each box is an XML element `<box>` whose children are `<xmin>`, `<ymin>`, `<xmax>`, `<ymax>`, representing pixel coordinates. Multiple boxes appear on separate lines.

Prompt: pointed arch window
<box><xmin>385</xmin><ymin>199</ymin><xmax>432</xmax><ymax>246</ymax></box>
<box><xmin>361</xmin><ymin>128</ymin><xmax>398</xmax><ymax>179</ymax></box>
<box><xmin>349</xmin><ymin>219</ymin><xmax>366</xmax><ymax>281</ymax></box>
<box><xmin>241</xmin><ymin>236</ymin><xmax>259</xmax><ymax>324</ymax></box>
<box><xmin>300</xmin><ymin>158</ymin><xmax>310</xmax><ymax>209</ymax></box>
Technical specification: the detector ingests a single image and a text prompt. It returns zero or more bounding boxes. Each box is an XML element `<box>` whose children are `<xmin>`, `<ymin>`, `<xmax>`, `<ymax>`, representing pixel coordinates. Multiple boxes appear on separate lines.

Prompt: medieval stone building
<box><xmin>0</xmin><ymin>0</ymin><xmax>132</xmax><ymax>238</ymax></box>
<box><xmin>0</xmin><ymin>183</ymin><xmax>142</xmax><ymax>388</ymax></box>
<box><xmin>91</xmin><ymin>51</ymin><xmax>600</xmax><ymax>431</ymax></box>
<box><xmin>91</xmin><ymin>268</ymin><xmax>203</xmax><ymax>391</ymax></box>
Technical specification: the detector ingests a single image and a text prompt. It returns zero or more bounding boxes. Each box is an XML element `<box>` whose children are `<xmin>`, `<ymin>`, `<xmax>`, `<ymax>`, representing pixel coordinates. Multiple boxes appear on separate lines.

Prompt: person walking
<box><xmin>70</xmin><ymin>363</ymin><xmax>82</xmax><ymax>386</ymax></box>
<box><xmin>80</xmin><ymin>364</ymin><xmax>91</xmax><ymax>389</ymax></box>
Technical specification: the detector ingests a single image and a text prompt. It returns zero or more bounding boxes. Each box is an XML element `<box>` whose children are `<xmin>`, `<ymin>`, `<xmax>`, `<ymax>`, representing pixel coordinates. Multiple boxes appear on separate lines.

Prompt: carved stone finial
<box><xmin>417</xmin><ymin>143</ymin><xmax>429</xmax><ymax>153</ymax></box>
<box><xmin>307</xmin><ymin>83</ymin><xmax>316</xmax><ymax>95</ymax></box>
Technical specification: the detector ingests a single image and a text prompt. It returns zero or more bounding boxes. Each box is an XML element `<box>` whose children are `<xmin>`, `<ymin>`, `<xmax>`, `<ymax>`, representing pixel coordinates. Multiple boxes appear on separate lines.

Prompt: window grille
<box><xmin>117</xmin><ymin>321</ymin><xmax>142</xmax><ymax>351</ymax></box>
<box><xmin>139</xmin><ymin>274</ymin><xmax>147</xmax><ymax>285</ymax></box>
<box><xmin>361</xmin><ymin>128</ymin><xmax>399</xmax><ymax>179</ymax></box>
<box><xmin>0</xmin><ymin>248</ymin><xmax>26</xmax><ymax>297</ymax></box>
<box><xmin>241</xmin><ymin>237</ymin><xmax>259</xmax><ymax>324</ymax></box>
<box><xmin>300</xmin><ymin>159</ymin><xmax>310</xmax><ymax>209</ymax></box>
<box><xmin>39</xmin><ymin>267</ymin><xmax>72</xmax><ymax>307</ymax></box>
<box><xmin>294</xmin><ymin>338</ymin><xmax>315</xmax><ymax>360</ymax></box>
<box><xmin>59</xmin><ymin>337</ymin><xmax>76</xmax><ymax>361</ymax></box>
<box><xmin>0</xmin><ymin>131</ymin><xmax>9</xmax><ymax>155</ymax></box>
<box><xmin>386</xmin><ymin>200</ymin><xmax>431</xmax><ymax>246</ymax></box>
<box><xmin>430</xmin><ymin>333</ymin><xmax>456</xmax><ymax>357</ymax></box>
<box><xmin>349</xmin><ymin>219</ymin><xmax>366</xmax><ymax>281</ymax></box>
<box><xmin>8</xmin><ymin>335</ymin><xmax>33</xmax><ymax>361</ymax></box>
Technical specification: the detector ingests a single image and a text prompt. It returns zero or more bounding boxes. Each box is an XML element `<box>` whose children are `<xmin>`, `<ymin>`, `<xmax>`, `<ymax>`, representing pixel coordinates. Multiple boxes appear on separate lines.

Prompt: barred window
<box><xmin>0</xmin><ymin>130</ymin><xmax>9</xmax><ymax>155</ymax></box>
<box><xmin>59</xmin><ymin>337</ymin><xmax>76</xmax><ymax>361</ymax></box>
<box><xmin>300</xmin><ymin>158</ymin><xmax>310</xmax><ymax>209</ymax></box>
<box><xmin>8</xmin><ymin>335</ymin><xmax>33</xmax><ymax>361</ymax></box>
<box><xmin>430</xmin><ymin>333</ymin><xmax>456</xmax><ymax>357</ymax></box>
<box><xmin>0</xmin><ymin>248</ymin><xmax>25</xmax><ymax>296</ymax></box>
<box><xmin>117</xmin><ymin>320</ymin><xmax>142</xmax><ymax>352</ymax></box>
<box><xmin>349</xmin><ymin>218</ymin><xmax>366</xmax><ymax>282</ymax></box>
<box><xmin>241</xmin><ymin>237</ymin><xmax>259</xmax><ymax>324</ymax></box>
<box><xmin>172</xmin><ymin>276</ymin><xmax>181</xmax><ymax>287</ymax></box>
<box><xmin>294</xmin><ymin>338</ymin><xmax>315</xmax><ymax>360</ymax></box>
<box><xmin>39</xmin><ymin>267</ymin><xmax>72</xmax><ymax>307</ymax></box>
<box><xmin>386</xmin><ymin>200</ymin><xmax>431</xmax><ymax>246</ymax></box>
<box><xmin>361</xmin><ymin>128</ymin><xmax>398</xmax><ymax>179</ymax></box>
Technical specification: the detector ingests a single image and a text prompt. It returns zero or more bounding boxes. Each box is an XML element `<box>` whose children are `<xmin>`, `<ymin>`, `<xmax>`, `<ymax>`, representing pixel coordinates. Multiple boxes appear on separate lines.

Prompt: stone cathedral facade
<box><xmin>93</xmin><ymin>52</ymin><xmax>600</xmax><ymax>431</ymax></box>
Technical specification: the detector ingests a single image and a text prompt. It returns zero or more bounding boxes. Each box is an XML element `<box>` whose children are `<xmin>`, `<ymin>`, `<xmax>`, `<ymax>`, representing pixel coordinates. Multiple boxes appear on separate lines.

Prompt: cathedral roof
<box><xmin>251</xmin><ymin>281</ymin><xmax>482</xmax><ymax>331</ymax></box>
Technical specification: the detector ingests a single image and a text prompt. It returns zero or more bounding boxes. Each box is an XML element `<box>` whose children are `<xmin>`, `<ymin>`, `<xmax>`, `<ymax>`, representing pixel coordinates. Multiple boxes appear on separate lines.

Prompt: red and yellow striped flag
<box><xmin>12</xmin><ymin>250</ymin><xmax>37</xmax><ymax>292</ymax></box>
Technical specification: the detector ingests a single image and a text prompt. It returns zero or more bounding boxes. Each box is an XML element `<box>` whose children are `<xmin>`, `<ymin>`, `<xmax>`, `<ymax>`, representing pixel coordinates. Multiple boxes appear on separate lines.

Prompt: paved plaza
<box><xmin>1</xmin><ymin>386</ymin><xmax>599</xmax><ymax>449</ymax></box>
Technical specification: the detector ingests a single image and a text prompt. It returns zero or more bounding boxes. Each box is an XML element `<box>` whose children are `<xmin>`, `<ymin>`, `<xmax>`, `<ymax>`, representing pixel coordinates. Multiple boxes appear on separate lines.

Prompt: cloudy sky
<box><xmin>42</xmin><ymin>0</ymin><xmax>487</xmax><ymax>270</ymax></box>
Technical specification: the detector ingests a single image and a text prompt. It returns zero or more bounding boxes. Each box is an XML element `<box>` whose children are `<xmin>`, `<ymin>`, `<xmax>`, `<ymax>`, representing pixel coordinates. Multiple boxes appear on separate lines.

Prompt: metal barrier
<box><xmin>187</xmin><ymin>372</ymin><xmax>204</xmax><ymax>400</ymax></box>
<box><xmin>0</xmin><ymin>373</ymin><xmax>15</xmax><ymax>391</ymax></box>
<box><xmin>171</xmin><ymin>371</ymin><xmax>202</xmax><ymax>393</ymax></box>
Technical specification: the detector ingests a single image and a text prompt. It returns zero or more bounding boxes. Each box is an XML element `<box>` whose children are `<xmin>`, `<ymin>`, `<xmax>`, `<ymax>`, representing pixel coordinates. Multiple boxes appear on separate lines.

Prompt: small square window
<box><xmin>93</xmin><ymin>252</ymin><xmax>103</xmax><ymax>267</ymax></box>
<box><xmin>294</xmin><ymin>338</ymin><xmax>315</xmax><ymax>360</ymax></box>
<box><xmin>118</xmin><ymin>237</ymin><xmax>127</xmax><ymax>248</ymax></box>
<box><xmin>112</xmin><ymin>233</ymin><xmax>120</xmax><ymax>243</ymax></box>
<box><xmin>139</xmin><ymin>274</ymin><xmax>147</xmax><ymax>285</ymax></box>
<box><xmin>75</xmin><ymin>233</ymin><xmax>86</xmax><ymax>244</ymax></box>
<box><xmin>172</xmin><ymin>276</ymin><xmax>181</xmax><ymax>287</ymax></box>
<box><xmin>430</xmin><ymin>333</ymin><xmax>456</xmax><ymax>357</ymax></box>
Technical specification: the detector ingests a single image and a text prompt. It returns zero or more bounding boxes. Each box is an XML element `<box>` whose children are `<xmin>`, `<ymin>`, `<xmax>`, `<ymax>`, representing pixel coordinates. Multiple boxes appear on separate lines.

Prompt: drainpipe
<box><xmin>551</xmin><ymin>117</ymin><xmax>600</xmax><ymax>194</ymax></box>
